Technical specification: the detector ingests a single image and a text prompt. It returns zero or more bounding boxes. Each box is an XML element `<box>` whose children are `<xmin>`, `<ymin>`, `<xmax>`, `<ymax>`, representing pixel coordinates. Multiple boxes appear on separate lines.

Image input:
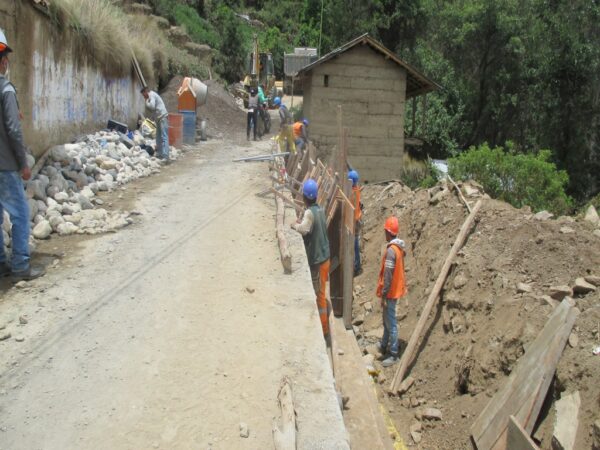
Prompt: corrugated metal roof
<box><xmin>296</xmin><ymin>34</ymin><xmax>440</xmax><ymax>98</ymax></box>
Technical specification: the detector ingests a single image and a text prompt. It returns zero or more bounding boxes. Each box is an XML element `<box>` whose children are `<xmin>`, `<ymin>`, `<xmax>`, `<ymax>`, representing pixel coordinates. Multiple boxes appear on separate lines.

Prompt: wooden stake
<box><xmin>390</xmin><ymin>200</ymin><xmax>483</xmax><ymax>393</ymax></box>
<box><xmin>342</xmin><ymin>178</ymin><xmax>355</xmax><ymax>329</ymax></box>
<box><xmin>275</xmin><ymin>195</ymin><xmax>293</xmax><ymax>274</ymax></box>
<box><xmin>270</xmin><ymin>188</ymin><xmax>305</xmax><ymax>214</ymax></box>
<box><xmin>272</xmin><ymin>377</ymin><xmax>297</xmax><ymax>450</ymax></box>
<box><xmin>447</xmin><ymin>175</ymin><xmax>472</xmax><ymax>213</ymax></box>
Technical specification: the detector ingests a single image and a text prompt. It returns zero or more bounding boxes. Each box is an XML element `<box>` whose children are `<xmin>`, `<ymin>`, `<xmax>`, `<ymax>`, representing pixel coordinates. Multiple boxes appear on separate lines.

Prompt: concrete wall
<box><xmin>0</xmin><ymin>1</ymin><xmax>145</xmax><ymax>158</ymax></box>
<box><xmin>303</xmin><ymin>44</ymin><xmax>407</xmax><ymax>182</ymax></box>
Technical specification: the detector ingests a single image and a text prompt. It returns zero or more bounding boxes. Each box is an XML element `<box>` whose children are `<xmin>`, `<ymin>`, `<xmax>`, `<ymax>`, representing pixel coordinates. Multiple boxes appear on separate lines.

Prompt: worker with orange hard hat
<box><xmin>375</xmin><ymin>216</ymin><xmax>407</xmax><ymax>367</ymax></box>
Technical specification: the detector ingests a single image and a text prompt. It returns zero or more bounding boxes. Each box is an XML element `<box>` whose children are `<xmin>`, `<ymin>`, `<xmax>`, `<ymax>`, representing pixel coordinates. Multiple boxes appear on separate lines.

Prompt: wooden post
<box><xmin>342</xmin><ymin>178</ymin><xmax>355</xmax><ymax>329</ymax></box>
<box><xmin>390</xmin><ymin>200</ymin><xmax>483</xmax><ymax>393</ymax></box>
<box><xmin>421</xmin><ymin>94</ymin><xmax>427</xmax><ymax>136</ymax></box>
<box><xmin>329</xmin><ymin>106</ymin><xmax>345</xmax><ymax>317</ymax></box>
<box><xmin>411</xmin><ymin>96</ymin><xmax>417</xmax><ymax>137</ymax></box>
<box><xmin>275</xmin><ymin>195</ymin><xmax>293</xmax><ymax>274</ymax></box>
<box><xmin>291</xmin><ymin>76</ymin><xmax>295</xmax><ymax>110</ymax></box>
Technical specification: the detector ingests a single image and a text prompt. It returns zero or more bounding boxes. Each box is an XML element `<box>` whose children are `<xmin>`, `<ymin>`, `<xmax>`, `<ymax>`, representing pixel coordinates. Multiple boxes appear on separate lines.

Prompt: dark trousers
<box><xmin>247</xmin><ymin>110</ymin><xmax>258</xmax><ymax>139</ymax></box>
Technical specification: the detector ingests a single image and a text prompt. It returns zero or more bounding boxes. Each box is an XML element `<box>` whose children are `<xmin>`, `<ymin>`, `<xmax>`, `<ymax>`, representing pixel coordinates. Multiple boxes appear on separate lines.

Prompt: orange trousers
<box><xmin>310</xmin><ymin>259</ymin><xmax>331</xmax><ymax>337</ymax></box>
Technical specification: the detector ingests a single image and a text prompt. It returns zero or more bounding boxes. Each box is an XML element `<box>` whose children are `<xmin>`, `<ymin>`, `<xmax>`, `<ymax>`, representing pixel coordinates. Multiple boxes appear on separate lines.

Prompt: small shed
<box><xmin>297</xmin><ymin>34</ymin><xmax>439</xmax><ymax>182</ymax></box>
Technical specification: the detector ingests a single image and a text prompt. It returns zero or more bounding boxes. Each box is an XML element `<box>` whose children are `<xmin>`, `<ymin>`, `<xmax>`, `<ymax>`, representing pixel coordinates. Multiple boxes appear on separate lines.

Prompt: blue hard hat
<box><xmin>303</xmin><ymin>118</ymin><xmax>309</xmax><ymax>126</ymax></box>
<box><xmin>348</xmin><ymin>170</ymin><xmax>359</xmax><ymax>185</ymax></box>
<box><xmin>273</xmin><ymin>97</ymin><xmax>281</xmax><ymax>106</ymax></box>
<box><xmin>303</xmin><ymin>179</ymin><xmax>318</xmax><ymax>200</ymax></box>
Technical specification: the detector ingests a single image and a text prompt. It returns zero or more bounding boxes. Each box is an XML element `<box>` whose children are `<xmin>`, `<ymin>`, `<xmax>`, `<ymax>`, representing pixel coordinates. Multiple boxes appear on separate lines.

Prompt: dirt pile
<box><xmin>353</xmin><ymin>180</ymin><xmax>600</xmax><ymax>449</ymax></box>
<box><xmin>160</xmin><ymin>76</ymin><xmax>246</xmax><ymax>139</ymax></box>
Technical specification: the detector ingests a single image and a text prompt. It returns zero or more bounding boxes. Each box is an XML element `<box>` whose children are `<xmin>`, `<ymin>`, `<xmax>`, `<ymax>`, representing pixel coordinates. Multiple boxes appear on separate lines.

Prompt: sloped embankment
<box><xmin>352</xmin><ymin>180</ymin><xmax>600</xmax><ymax>449</ymax></box>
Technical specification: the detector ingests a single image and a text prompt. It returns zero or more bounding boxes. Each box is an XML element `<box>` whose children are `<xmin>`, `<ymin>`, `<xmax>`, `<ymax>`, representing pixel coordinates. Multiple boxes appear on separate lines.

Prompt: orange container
<box><xmin>178</xmin><ymin>90</ymin><xmax>197</xmax><ymax>112</ymax></box>
<box><xmin>168</xmin><ymin>113</ymin><xmax>183</xmax><ymax>148</ymax></box>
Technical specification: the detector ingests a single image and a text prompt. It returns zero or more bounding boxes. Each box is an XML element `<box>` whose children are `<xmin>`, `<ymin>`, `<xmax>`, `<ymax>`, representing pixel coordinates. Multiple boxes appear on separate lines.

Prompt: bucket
<box><xmin>180</xmin><ymin>110</ymin><xmax>196</xmax><ymax>145</ymax></box>
<box><xmin>168</xmin><ymin>113</ymin><xmax>183</xmax><ymax>148</ymax></box>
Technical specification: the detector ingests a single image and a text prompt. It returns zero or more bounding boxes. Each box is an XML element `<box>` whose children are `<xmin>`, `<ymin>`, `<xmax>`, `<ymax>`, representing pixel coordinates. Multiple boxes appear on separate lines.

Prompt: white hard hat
<box><xmin>0</xmin><ymin>29</ymin><xmax>13</xmax><ymax>53</ymax></box>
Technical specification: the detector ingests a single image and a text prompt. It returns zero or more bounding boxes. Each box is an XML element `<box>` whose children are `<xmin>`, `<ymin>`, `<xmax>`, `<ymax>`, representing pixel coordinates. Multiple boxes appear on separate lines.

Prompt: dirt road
<box><xmin>0</xmin><ymin>137</ymin><xmax>348</xmax><ymax>449</ymax></box>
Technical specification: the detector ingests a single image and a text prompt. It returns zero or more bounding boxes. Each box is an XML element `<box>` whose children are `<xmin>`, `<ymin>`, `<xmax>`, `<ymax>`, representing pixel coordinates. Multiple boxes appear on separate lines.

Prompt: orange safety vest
<box><xmin>376</xmin><ymin>243</ymin><xmax>407</xmax><ymax>299</ymax></box>
<box><xmin>293</xmin><ymin>122</ymin><xmax>303</xmax><ymax>139</ymax></box>
<box><xmin>352</xmin><ymin>186</ymin><xmax>362</xmax><ymax>222</ymax></box>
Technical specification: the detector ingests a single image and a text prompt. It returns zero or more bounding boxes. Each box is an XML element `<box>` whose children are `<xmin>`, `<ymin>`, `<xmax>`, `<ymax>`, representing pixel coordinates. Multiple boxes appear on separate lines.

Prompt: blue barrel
<box><xmin>180</xmin><ymin>110</ymin><xmax>196</xmax><ymax>145</ymax></box>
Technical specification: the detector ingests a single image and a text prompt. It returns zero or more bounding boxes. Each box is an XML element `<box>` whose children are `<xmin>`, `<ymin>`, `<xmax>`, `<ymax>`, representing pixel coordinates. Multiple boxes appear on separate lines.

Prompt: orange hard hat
<box><xmin>384</xmin><ymin>216</ymin><xmax>399</xmax><ymax>235</ymax></box>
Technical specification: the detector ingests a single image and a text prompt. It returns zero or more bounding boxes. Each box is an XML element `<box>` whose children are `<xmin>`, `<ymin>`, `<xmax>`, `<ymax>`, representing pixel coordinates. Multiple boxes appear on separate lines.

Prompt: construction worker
<box><xmin>257</xmin><ymin>84</ymin><xmax>268</xmax><ymax>106</ymax></box>
<box><xmin>376</xmin><ymin>216</ymin><xmax>407</xmax><ymax>367</ymax></box>
<box><xmin>247</xmin><ymin>87</ymin><xmax>258</xmax><ymax>141</ymax></box>
<box><xmin>141</xmin><ymin>86</ymin><xmax>169</xmax><ymax>161</ymax></box>
<box><xmin>273</xmin><ymin>97</ymin><xmax>295</xmax><ymax>156</ymax></box>
<box><xmin>0</xmin><ymin>29</ymin><xmax>44</xmax><ymax>281</ymax></box>
<box><xmin>348</xmin><ymin>170</ymin><xmax>362</xmax><ymax>276</ymax></box>
<box><xmin>291</xmin><ymin>179</ymin><xmax>331</xmax><ymax>346</ymax></box>
<box><xmin>293</xmin><ymin>118</ymin><xmax>309</xmax><ymax>153</ymax></box>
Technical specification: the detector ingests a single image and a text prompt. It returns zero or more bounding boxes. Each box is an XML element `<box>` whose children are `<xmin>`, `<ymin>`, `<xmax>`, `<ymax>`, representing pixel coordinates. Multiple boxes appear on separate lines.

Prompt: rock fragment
<box><xmin>548</xmin><ymin>286</ymin><xmax>573</xmax><ymax>301</ymax></box>
<box><xmin>239</xmin><ymin>422</ymin><xmax>249</xmax><ymax>438</ymax></box>
<box><xmin>572</xmin><ymin>277</ymin><xmax>596</xmax><ymax>295</ymax></box>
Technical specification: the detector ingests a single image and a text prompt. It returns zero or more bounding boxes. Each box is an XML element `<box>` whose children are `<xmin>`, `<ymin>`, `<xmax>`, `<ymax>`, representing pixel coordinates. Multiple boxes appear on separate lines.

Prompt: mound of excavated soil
<box><xmin>160</xmin><ymin>76</ymin><xmax>246</xmax><ymax>139</ymax></box>
<box><xmin>353</xmin><ymin>180</ymin><xmax>600</xmax><ymax>449</ymax></box>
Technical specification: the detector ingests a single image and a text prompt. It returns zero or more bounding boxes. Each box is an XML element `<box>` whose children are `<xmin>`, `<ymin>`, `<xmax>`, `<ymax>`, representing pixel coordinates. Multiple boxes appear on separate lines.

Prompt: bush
<box><xmin>448</xmin><ymin>144</ymin><xmax>573</xmax><ymax>214</ymax></box>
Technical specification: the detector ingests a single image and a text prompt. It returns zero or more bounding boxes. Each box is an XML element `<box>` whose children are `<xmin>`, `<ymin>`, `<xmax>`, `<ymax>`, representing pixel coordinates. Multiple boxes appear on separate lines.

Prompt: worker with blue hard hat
<box><xmin>291</xmin><ymin>179</ymin><xmax>332</xmax><ymax>345</ymax></box>
<box><xmin>348</xmin><ymin>169</ymin><xmax>363</xmax><ymax>276</ymax></box>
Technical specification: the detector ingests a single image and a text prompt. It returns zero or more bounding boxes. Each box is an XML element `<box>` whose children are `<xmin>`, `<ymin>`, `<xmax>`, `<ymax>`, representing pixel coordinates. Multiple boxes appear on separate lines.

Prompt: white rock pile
<box><xmin>2</xmin><ymin>130</ymin><xmax>181</xmax><ymax>257</ymax></box>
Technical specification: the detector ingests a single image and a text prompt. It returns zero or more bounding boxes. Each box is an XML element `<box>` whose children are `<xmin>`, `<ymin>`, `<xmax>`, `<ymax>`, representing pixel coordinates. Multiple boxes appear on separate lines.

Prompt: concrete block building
<box><xmin>297</xmin><ymin>34</ymin><xmax>439</xmax><ymax>182</ymax></box>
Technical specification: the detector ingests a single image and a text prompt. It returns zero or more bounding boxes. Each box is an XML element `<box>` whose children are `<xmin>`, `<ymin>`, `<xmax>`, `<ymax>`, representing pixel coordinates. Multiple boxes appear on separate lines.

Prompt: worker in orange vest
<box><xmin>291</xmin><ymin>179</ymin><xmax>332</xmax><ymax>346</ymax></box>
<box><xmin>293</xmin><ymin>118</ymin><xmax>309</xmax><ymax>153</ymax></box>
<box><xmin>348</xmin><ymin>170</ymin><xmax>362</xmax><ymax>276</ymax></box>
<box><xmin>376</xmin><ymin>216</ymin><xmax>407</xmax><ymax>367</ymax></box>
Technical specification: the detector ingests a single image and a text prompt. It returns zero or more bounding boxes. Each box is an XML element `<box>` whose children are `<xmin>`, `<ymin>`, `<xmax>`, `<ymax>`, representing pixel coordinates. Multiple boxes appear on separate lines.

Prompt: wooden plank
<box><xmin>275</xmin><ymin>195</ymin><xmax>292</xmax><ymax>274</ymax></box>
<box><xmin>327</xmin><ymin>199</ymin><xmax>339</xmax><ymax>228</ymax></box>
<box><xmin>551</xmin><ymin>391</ymin><xmax>580</xmax><ymax>450</ymax></box>
<box><xmin>507</xmin><ymin>416</ymin><xmax>539</xmax><ymax>450</ymax></box>
<box><xmin>390</xmin><ymin>200</ymin><xmax>482</xmax><ymax>393</ymax></box>
<box><xmin>331</xmin><ymin>318</ymin><xmax>395</xmax><ymax>450</ymax></box>
<box><xmin>471</xmin><ymin>299</ymin><xmax>579</xmax><ymax>450</ymax></box>
<box><xmin>272</xmin><ymin>377</ymin><xmax>297</xmax><ymax>450</ymax></box>
<box><xmin>471</xmin><ymin>300</ymin><xmax>573</xmax><ymax>446</ymax></box>
<box><xmin>342</xmin><ymin>178</ymin><xmax>355</xmax><ymax>330</ymax></box>
<box><xmin>270</xmin><ymin>188</ymin><xmax>305</xmax><ymax>214</ymax></box>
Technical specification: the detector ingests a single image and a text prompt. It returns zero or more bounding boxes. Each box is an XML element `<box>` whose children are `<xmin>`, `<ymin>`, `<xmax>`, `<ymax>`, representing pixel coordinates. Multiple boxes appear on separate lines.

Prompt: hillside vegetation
<box><xmin>50</xmin><ymin>0</ymin><xmax>599</xmax><ymax>209</ymax></box>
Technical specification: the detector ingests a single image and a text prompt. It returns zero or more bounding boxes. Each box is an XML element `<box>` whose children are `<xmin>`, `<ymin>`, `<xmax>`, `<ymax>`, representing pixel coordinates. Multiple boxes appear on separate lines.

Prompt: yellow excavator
<box><xmin>243</xmin><ymin>34</ymin><xmax>276</xmax><ymax>95</ymax></box>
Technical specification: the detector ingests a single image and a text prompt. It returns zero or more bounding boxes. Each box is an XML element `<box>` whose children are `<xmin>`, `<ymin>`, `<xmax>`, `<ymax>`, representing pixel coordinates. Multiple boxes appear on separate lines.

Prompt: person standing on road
<box><xmin>376</xmin><ymin>216</ymin><xmax>407</xmax><ymax>367</ymax></box>
<box><xmin>274</xmin><ymin>97</ymin><xmax>295</xmax><ymax>156</ymax></box>
<box><xmin>348</xmin><ymin>170</ymin><xmax>362</xmax><ymax>276</ymax></box>
<box><xmin>247</xmin><ymin>87</ymin><xmax>258</xmax><ymax>141</ymax></box>
<box><xmin>0</xmin><ymin>29</ymin><xmax>44</xmax><ymax>281</ymax></box>
<box><xmin>293</xmin><ymin>118</ymin><xmax>309</xmax><ymax>153</ymax></box>
<box><xmin>291</xmin><ymin>179</ymin><xmax>332</xmax><ymax>346</ymax></box>
<box><xmin>141</xmin><ymin>87</ymin><xmax>169</xmax><ymax>161</ymax></box>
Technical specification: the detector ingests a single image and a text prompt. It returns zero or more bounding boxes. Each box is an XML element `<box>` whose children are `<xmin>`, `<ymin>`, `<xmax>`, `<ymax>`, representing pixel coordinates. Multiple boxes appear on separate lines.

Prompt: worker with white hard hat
<box><xmin>0</xmin><ymin>29</ymin><xmax>44</xmax><ymax>281</ymax></box>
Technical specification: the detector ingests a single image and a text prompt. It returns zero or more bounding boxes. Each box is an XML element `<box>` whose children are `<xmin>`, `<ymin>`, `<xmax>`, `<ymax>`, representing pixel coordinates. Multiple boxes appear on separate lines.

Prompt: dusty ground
<box><xmin>0</xmin><ymin>131</ymin><xmax>348</xmax><ymax>449</ymax></box>
<box><xmin>353</xmin><ymin>181</ymin><xmax>600</xmax><ymax>449</ymax></box>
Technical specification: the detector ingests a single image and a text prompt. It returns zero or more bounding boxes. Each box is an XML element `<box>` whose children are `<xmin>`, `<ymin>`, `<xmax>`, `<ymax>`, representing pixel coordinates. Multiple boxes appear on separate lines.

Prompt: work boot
<box><xmin>11</xmin><ymin>266</ymin><xmax>45</xmax><ymax>282</ymax></box>
<box><xmin>381</xmin><ymin>355</ymin><xmax>399</xmax><ymax>367</ymax></box>
<box><xmin>0</xmin><ymin>262</ymin><xmax>10</xmax><ymax>278</ymax></box>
